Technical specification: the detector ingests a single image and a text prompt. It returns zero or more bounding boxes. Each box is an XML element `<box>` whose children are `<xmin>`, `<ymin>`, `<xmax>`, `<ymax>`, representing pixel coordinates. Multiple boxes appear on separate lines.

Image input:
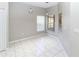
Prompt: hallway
<box><xmin>0</xmin><ymin>34</ymin><xmax>68</xmax><ymax>57</ymax></box>
<box><xmin>0</xmin><ymin>2</ymin><xmax>79</xmax><ymax>57</ymax></box>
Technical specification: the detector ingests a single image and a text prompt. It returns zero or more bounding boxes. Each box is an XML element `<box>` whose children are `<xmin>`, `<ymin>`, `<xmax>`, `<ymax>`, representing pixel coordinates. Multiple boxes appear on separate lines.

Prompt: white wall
<box><xmin>9</xmin><ymin>2</ymin><xmax>46</xmax><ymax>42</ymax></box>
<box><xmin>58</xmin><ymin>2</ymin><xmax>72</xmax><ymax>56</ymax></box>
<box><xmin>58</xmin><ymin>2</ymin><xmax>79</xmax><ymax>57</ymax></box>
<box><xmin>0</xmin><ymin>2</ymin><xmax>9</xmax><ymax>51</ymax></box>
<box><xmin>70</xmin><ymin>2</ymin><xmax>79</xmax><ymax>57</ymax></box>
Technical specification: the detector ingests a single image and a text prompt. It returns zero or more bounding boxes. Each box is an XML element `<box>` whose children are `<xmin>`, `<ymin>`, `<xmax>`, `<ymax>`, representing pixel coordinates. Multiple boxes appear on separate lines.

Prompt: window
<box><xmin>48</xmin><ymin>15</ymin><xmax>55</xmax><ymax>31</ymax></box>
<box><xmin>37</xmin><ymin>16</ymin><xmax>45</xmax><ymax>32</ymax></box>
<box><xmin>48</xmin><ymin>17</ymin><xmax>54</xmax><ymax>28</ymax></box>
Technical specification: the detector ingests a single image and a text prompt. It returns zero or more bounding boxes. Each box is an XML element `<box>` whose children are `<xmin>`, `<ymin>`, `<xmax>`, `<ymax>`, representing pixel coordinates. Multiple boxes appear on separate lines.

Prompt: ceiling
<box><xmin>24</xmin><ymin>2</ymin><xmax>58</xmax><ymax>8</ymax></box>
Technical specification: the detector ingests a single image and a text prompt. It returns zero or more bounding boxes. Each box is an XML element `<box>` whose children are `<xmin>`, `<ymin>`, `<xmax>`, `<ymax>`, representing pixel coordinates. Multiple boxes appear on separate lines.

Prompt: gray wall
<box><xmin>9</xmin><ymin>2</ymin><xmax>46</xmax><ymax>42</ymax></box>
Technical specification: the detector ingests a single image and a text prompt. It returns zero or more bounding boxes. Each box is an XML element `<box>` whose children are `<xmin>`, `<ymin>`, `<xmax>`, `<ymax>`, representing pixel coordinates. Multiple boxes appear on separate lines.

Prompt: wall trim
<box><xmin>9</xmin><ymin>33</ymin><xmax>46</xmax><ymax>44</ymax></box>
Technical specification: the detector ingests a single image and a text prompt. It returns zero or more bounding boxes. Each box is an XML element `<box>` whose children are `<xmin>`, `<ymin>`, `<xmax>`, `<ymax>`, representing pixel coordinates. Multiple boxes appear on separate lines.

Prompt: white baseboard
<box><xmin>9</xmin><ymin>33</ymin><xmax>46</xmax><ymax>44</ymax></box>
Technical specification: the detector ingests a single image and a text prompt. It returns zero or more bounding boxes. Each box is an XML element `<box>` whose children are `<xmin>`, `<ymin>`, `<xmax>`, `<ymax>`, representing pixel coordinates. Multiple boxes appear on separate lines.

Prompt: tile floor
<box><xmin>0</xmin><ymin>34</ymin><xmax>68</xmax><ymax>57</ymax></box>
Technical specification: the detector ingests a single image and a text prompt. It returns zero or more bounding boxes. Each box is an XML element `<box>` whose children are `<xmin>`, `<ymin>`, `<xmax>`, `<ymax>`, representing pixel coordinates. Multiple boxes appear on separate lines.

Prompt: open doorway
<box><xmin>47</xmin><ymin>15</ymin><xmax>55</xmax><ymax>31</ymax></box>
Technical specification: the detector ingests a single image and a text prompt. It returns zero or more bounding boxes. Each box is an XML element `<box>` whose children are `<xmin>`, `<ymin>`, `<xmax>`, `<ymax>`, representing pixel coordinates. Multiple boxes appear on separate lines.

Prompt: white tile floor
<box><xmin>0</xmin><ymin>34</ymin><xmax>68</xmax><ymax>57</ymax></box>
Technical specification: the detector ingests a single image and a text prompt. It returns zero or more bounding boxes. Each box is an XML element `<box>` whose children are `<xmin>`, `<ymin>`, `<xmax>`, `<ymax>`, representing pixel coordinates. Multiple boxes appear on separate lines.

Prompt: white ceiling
<box><xmin>24</xmin><ymin>2</ymin><xmax>58</xmax><ymax>8</ymax></box>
